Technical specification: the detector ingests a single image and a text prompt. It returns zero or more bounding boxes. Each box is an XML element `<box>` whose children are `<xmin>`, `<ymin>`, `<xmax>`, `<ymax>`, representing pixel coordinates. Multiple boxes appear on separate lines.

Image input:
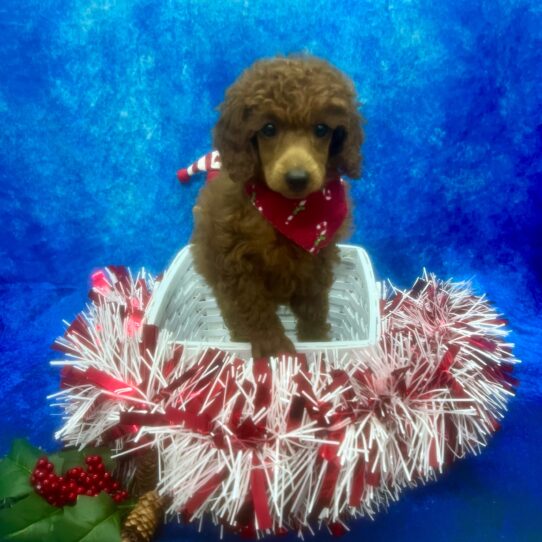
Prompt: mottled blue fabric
<box><xmin>1</xmin><ymin>0</ymin><xmax>541</xmax><ymax>540</ymax></box>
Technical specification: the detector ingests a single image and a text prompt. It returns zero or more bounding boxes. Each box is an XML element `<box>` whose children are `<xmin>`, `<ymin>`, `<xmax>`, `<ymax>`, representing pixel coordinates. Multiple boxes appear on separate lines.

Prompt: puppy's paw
<box><xmin>251</xmin><ymin>334</ymin><xmax>296</xmax><ymax>359</ymax></box>
<box><xmin>297</xmin><ymin>322</ymin><xmax>332</xmax><ymax>342</ymax></box>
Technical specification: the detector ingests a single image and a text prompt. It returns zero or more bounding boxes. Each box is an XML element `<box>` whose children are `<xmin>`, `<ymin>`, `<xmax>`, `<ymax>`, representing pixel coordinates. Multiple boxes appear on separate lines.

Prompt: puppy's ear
<box><xmin>213</xmin><ymin>91</ymin><xmax>258</xmax><ymax>183</ymax></box>
<box><xmin>329</xmin><ymin>107</ymin><xmax>364</xmax><ymax>179</ymax></box>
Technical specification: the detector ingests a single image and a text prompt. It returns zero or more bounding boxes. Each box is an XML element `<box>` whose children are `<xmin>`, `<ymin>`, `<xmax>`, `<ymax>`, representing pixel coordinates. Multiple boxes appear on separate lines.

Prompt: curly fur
<box><xmin>191</xmin><ymin>55</ymin><xmax>364</xmax><ymax>358</ymax></box>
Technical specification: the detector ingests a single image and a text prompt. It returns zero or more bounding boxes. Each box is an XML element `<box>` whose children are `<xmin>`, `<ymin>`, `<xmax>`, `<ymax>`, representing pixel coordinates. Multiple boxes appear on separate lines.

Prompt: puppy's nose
<box><xmin>285</xmin><ymin>169</ymin><xmax>309</xmax><ymax>192</ymax></box>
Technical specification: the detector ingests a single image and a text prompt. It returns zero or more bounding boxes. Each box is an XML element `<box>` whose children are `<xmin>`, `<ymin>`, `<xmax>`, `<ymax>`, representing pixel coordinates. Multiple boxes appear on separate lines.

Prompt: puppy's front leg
<box><xmin>290</xmin><ymin>291</ymin><xmax>332</xmax><ymax>342</ymax></box>
<box><xmin>215</xmin><ymin>278</ymin><xmax>296</xmax><ymax>359</ymax></box>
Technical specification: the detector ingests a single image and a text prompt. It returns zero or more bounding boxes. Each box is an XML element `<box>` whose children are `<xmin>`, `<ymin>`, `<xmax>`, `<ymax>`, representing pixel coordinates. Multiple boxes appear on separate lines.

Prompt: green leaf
<box><xmin>0</xmin><ymin>492</ymin><xmax>62</xmax><ymax>541</ymax></box>
<box><xmin>0</xmin><ymin>439</ymin><xmax>43</xmax><ymax>500</ymax></box>
<box><xmin>51</xmin><ymin>494</ymin><xmax>121</xmax><ymax>542</ymax></box>
<box><xmin>0</xmin><ymin>442</ymin><xmax>124</xmax><ymax>542</ymax></box>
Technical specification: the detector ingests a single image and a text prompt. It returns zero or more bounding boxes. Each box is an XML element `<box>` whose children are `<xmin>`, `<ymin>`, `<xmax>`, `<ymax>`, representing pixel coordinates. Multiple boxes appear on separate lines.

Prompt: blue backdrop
<box><xmin>1</xmin><ymin>0</ymin><xmax>541</xmax><ymax>540</ymax></box>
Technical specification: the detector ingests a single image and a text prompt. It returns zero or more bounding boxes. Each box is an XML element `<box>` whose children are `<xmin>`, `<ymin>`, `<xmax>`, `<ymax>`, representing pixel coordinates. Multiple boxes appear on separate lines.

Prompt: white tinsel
<box><xmin>51</xmin><ymin>267</ymin><xmax>518</xmax><ymax>536</ymax></box>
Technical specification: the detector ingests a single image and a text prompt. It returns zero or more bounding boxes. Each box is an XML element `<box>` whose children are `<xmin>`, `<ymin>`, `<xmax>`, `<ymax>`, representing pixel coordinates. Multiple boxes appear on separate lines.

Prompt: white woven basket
<box><xmin>145</xmin><ymin>244</ymin><xmax>381</xmax><ymax>358</ymax></box>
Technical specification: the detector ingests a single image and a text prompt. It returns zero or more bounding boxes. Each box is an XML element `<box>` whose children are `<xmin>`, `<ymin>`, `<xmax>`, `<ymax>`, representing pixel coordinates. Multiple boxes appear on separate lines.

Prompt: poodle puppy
<box><xmin>191</xmin><ymin>55</ymin><xmax>364</xmax><ymax>358</ymax></box>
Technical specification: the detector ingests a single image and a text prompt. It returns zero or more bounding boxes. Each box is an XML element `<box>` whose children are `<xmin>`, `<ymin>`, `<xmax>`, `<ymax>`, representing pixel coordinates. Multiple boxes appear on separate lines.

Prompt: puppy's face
<box><xmin>214</xmin><ymin>56</ymin><xmax>364</xmax><ymax>189</ymax></box>
<box><xmin>255</xmin><ymin>116</ymin><xmax>338</xmax><ymax>199</ymax></box>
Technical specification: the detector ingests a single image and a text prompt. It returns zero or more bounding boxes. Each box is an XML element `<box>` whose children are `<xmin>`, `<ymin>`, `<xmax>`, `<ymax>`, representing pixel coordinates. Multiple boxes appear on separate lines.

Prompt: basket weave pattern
<box><xmin>145</xmin><ymin>244</ymin><xmax>381</xmax><ymax>356</ymax></box>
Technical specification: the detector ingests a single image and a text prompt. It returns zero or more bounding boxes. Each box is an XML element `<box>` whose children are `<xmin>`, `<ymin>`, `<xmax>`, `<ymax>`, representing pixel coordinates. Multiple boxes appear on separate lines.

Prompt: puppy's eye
<box><xmin>260</xmin><ymin>123</ymin><xmax>277</xmax><ymax>137</ymax></box>
<box><xmin>314</xmin><ymin>123</ymin><xmax>330</xmax><ymax>138</ymax></box>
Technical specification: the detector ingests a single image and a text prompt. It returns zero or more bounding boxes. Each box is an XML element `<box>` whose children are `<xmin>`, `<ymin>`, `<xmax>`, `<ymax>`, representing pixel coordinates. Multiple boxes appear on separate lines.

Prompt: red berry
<box><xmin>85</xmin><ymin>455</ymin><xmax>100</xmax><ymax>466</ymax></box>
<box><xmin>34</xmin><ymin>470</ymin><xmax>47</xmax><ymax>480</ymax></box>
<box><xmin>29</xmin><ymin>454</ymin><xmax>120</xmax><ymax>508</ymax></box>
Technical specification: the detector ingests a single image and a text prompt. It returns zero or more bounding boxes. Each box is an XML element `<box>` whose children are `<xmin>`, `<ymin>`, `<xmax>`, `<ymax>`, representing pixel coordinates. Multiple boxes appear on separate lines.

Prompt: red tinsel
<box><xmin>51</xmin><ymin>266</ymin><xmax>518</xmax><ymax>537</ymax></box>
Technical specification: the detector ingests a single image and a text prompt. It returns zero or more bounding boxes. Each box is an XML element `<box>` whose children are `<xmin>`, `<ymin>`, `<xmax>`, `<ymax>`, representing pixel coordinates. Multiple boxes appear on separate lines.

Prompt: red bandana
<box><xmin>176</xmin><ymin>152</ymin><xmax>348</xmax><ymax>255</ymax></box>
<box><xmin>245</xmin><ymin>177</ymin><xmax>348</xmax><ymax>254</ymax></box>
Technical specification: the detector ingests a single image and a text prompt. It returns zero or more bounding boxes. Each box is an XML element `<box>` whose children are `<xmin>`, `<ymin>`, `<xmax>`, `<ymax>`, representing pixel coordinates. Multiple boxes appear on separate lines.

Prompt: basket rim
<box><xmin>145</xmin><ymin>243</ymin><xmax>381</xmax><ymax>350</ymax></box>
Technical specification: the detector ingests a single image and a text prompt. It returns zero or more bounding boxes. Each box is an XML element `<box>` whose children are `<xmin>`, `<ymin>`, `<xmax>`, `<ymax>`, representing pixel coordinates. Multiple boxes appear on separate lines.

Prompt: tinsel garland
<box><xmin>50</xmin><ymin>266</ymin><xmax>518</xmax><ymax>537</ymax></box>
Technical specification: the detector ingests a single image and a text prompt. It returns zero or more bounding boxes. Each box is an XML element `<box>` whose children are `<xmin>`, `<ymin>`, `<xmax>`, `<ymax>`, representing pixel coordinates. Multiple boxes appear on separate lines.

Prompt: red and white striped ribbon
<box><xmin>177</xmin><ymin>151</ymin><xmax>221</xmax><ymax>183</ymax></box>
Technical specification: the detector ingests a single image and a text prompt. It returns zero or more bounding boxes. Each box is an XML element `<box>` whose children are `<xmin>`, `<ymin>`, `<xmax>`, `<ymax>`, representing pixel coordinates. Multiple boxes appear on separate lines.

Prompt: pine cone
<box><xmin>121</xmin><ymin>490</ymin><xmax>166</xmax><ymax>542</ymax></box>
<box><xmin>132</xmin><ymin>449</ymin><xmax>159</xmax><ymax>497</ymax></box>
